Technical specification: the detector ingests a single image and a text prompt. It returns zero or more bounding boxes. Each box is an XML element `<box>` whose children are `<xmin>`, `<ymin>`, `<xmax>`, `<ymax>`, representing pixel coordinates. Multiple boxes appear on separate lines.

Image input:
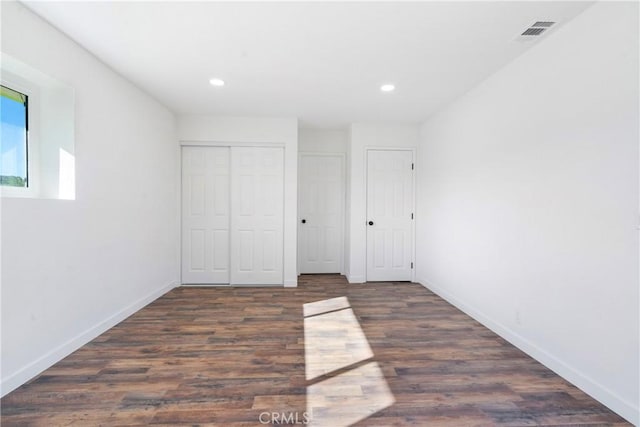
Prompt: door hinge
<box><xmin>411</xmin><ymin>262</ymin><xmax>414</xmax><ymax>269</ymax></box>
<box><xmin>411</xmin><ymin>163</ymin><xmax>414</xmax><ymax>170</ymax></box>
<box><xmin>411</xmin><ymin>213</ymin><xmax>414</xmax><ymax>220</ymax></box>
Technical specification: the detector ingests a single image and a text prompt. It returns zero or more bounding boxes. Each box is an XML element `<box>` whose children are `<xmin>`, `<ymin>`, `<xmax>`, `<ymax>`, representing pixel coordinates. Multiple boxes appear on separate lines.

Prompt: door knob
<box><xmin>368</xmin><ymin>221</ymin><xmax>374</xmax><ymax>226</ymax></box>
<box><xmin>301</xmin><ymin>219</ymin><xmax>306</xmax><ymax>224</ymax></box>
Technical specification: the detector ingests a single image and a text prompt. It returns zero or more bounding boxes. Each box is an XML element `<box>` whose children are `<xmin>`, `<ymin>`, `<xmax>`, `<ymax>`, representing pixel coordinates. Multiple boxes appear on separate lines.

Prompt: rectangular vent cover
<box><xmin>517</xmin><ymin>20</ymin><xmax>556</xmax><ymax>40</ymax></box>
<box><xmin>532</xmin><ymin>21</ymin><xmax>555</xmax><ymax>28</ymax></box>
<box><xmin>522</xmin><ymin>27</ymin><xmax>546</xmax><ymax>36</ymax></box>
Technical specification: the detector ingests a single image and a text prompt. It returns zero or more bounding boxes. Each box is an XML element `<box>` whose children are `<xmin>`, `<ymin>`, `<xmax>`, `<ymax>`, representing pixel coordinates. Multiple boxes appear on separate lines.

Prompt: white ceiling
<box><xmin>24</xmin><ymin>1</ymin><xmax>592</xmax><ymax>129</ymax></box>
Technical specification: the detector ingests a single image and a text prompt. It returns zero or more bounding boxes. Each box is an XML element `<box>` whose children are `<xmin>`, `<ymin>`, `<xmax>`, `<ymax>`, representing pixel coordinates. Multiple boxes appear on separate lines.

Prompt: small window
<box><xmin>1</xmin><ymin>85</ymin><xmax>28</xmax><ymax>188</ymax></box>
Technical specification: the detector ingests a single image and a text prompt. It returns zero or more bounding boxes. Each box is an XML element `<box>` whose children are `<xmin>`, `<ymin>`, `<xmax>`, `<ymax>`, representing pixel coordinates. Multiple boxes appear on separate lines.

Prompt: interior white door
<box><xmin>298</xmin><ymin>154</ymin><xmax>344</xmax><ymax>274</ymax></box>
<box><xmin>230</xmin><ymin>147</ymin><xmax>284</xmax><ymax>285</ymax></box>
<box><xmin>366</xmin><ymin>150</ymin><xmax>414</xmax><ymax>281</ymax></box>
<box><xmin>181</xmin><ymin>146</ymin><xmax>230</xmax><ymax>284</ymax></box>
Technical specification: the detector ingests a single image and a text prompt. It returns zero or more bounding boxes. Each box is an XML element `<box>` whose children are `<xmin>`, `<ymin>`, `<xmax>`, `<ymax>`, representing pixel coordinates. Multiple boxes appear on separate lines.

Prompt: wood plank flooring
<box><xmin>1</xmin><ymin>275</ymin><xmax>631</xmax><ymax>426</ymax></box>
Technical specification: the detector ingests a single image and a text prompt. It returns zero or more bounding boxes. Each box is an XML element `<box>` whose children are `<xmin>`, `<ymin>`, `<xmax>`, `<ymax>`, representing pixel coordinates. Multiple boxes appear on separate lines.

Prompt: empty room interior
<box><xmin>0</xmin><ymin>1</ymin><xmax>638</xmax><ymax>426</ymax></box>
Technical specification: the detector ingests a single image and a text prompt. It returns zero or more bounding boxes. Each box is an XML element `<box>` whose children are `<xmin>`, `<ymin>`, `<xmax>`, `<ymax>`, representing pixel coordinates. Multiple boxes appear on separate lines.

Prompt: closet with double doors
<box><xmin>181</xmin><ymin>145</ymin><xmax>284</xmax><ymax>285</ymax></box>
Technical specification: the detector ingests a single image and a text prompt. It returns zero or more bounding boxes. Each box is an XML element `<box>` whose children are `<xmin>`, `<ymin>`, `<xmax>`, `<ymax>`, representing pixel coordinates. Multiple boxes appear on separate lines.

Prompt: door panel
<box><xmin>181</xmin><ymin>146</ymin><xmax>230</xmax><ymax>284</ymax></box>
<box><xmin>230</xmin><ymin>147</ymin><xmax>284</xmax><ymax>285</ymax></box>
<box><xmin>366</xmin><ymin>150</ymin><xmax>413</xmax><ymax>281</ymax></box>
<box><xmin>189</xmin><ymin>229</ymin><xmax>205</xmax><ymax>270</ymax></box>
<box><xmin>298</xmin><ymin>154</ymin><xmax>344</xmax><ymax>274</ymax></box>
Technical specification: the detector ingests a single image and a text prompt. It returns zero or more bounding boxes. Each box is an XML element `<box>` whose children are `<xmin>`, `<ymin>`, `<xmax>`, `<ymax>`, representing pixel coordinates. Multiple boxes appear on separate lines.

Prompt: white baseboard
<box><xmin>416</xmin><ymin>276</ymin><xmax>639</xmax><ymax>426</ymax></box>
<box><xmin>346</xmin><ymin>274</ymin><xmax>365</xmax><ymax>283</ymax></box>
<box><xmin>0</xmin><ymin>280</ymin><xmax>178</xmax><ymax>397</ymax></box>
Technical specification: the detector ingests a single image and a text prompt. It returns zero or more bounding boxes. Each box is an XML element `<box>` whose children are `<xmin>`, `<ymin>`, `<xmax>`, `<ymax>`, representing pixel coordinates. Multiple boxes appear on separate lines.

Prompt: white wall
<box><xmin>1</xmin><ymin>2</ymin><xmax>179</xmax><ymax>396</ymax></box>
<box><xmin>298</xmin><ymin>128</ymin><xmax>347</xmax><ymax>153</ymax></box>
<box><xmin>416</xmin><ymin>3</ymin><xmax>638</xmax><ymax>423</ymax></box>
<box><xmin>346</xmin><ymin>123</ymin><xmax>419</xmax><ymax>282</ymax></box>
<box><xmin>177</xmin><ymin>115</ymin><xmax>298</xmax><ymax>287</ymax></box>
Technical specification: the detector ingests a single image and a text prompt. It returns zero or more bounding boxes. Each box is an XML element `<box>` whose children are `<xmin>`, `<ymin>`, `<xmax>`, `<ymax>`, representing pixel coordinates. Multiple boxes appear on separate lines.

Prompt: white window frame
<box><xmin>1</xmin><ymin>73</ymin><xmax>40</xmax><ymax>199</ymax></box>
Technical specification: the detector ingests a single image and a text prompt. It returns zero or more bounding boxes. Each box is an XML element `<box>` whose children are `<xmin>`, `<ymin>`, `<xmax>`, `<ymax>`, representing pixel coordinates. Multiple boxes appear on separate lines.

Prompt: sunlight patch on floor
<box><xmin>304</xmin><ymin>299</ymin><xmax>374</xmax><ymax>381</ymax></box>
<box><xmin>303</xmin><ymin>296</ymin><xmax>395</xmax><ymax>426</ymax></box>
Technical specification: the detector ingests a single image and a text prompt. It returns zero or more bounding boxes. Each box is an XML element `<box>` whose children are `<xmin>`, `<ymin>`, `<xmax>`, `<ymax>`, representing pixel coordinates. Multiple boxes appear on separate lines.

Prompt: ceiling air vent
<box><xmin>522</xmin><ymin>27</ymin><xmax>546</xmax><ymax>36</ymax></box>
<box><xmin>532</xmin><ymin>21</ymin><xmax>555</xmax><ymax>28</ymax></box>
<box><xmin>516</xmin><ymin>20</ymin><xmax>556</xmax><ymax>41</ymax></box>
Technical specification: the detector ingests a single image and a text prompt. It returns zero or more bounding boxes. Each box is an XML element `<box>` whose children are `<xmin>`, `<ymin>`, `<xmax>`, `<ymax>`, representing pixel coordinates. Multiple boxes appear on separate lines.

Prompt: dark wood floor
<box><xmin>1</xmin><ymin>275</ymin><xmax>630</xmax><ymax>426</ymax></box>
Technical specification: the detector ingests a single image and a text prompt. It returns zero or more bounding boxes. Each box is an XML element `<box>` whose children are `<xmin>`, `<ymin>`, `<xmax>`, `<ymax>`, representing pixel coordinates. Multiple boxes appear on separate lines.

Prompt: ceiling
<box><xmin>23</xmin><ymin>1</ymin><xmax>592</xmax><ymax>129</ymax></box>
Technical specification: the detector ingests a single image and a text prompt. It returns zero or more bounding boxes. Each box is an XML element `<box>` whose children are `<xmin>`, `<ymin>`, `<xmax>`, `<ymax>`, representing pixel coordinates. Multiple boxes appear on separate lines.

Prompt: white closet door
<box><xmin>298</xmin><ymin>154</ymin><xmax>344</xmax><ymax>274</ymax></box>
<box><xmin>230</xmin><ymin>147</ymin><xmax>284</xmax><ymax>285</ymax></box>
<box><xmin>366</xmin><ymin>150</ymin><xmax>414</xmax><ymax>282</ymax></box>
<box><xmin>181</xmin><ymin>146</ymin><xmax>230</xmax><ymax>284</ymax></box>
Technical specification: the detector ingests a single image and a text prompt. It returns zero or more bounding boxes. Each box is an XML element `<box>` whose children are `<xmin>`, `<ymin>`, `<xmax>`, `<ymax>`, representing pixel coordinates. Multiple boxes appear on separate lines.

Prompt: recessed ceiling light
<box><xmin>380</xmin><ymin>84</ymin><xmax>395</xmax><ymax>92</ymax></box>
<box><xmin>209</xmin><ymin>78</ymin><xmax>225</xmax><ymax>87</ymax></box>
